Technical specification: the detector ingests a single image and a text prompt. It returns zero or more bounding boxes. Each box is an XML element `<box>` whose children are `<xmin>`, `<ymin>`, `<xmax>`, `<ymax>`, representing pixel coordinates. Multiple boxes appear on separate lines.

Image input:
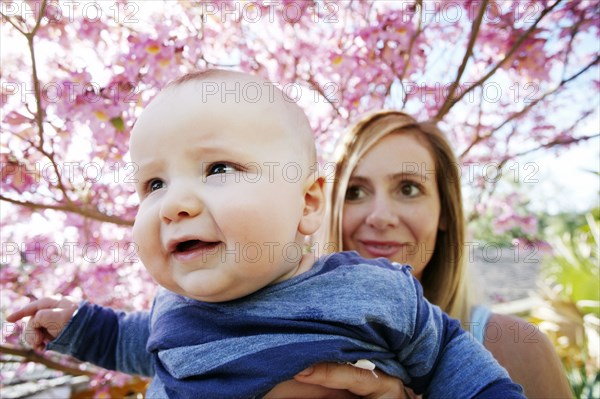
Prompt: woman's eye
<box><xmin>207</xmin><ymin>163</ymin><xmax>237</xmax><ymax>175</ymax></box>
<box><xmin>399</xmin><ymin>182</ymin><xmax>421</xmax><ymax>197</ymax></box>
<box><xmin>148</xmin><ymin>179</ymin><xmax>165</xmax><ymax>192</ymax></box>
<box><xmin>345</xmin><ymin>185</ymin><xmax>366</xmax><ymax>201</ymax></box>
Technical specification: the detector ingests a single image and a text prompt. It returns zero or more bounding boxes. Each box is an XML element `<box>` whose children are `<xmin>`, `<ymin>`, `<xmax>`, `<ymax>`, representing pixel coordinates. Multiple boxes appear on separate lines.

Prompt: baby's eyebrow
<box><xmin>132</xmin><ymin>159</ymin><xmax>164</xmax><ymax>182</ymax></box>
<box><xmin>133</xmin><ymin>155</ymin><xmax>163</xmax><ymax>170</ymax></box>
<box><xmin>189</xmin><ymin>143</ymin><xmax>247</xmax><ymax>159</ymax></box>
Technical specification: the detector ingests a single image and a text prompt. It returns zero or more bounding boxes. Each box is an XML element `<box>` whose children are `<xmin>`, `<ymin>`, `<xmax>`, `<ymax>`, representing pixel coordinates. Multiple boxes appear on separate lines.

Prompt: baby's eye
<box><xmin>149</xmin><ymin>179</ymin><xmax>165</xmax><ymax>192</ymax></box>
<box><xmin>207</xmin><ymin>162</ymin><xmax>238</xmax><ymax>175</ymax></box>
<box><xmin>345</xmin><ymin>185</ymin><xmax>367</xmax><ymax>201</ymax></box>
<box><xmin>147</xmin><ymin>178</ymin><xmax>165</xmax><ymax>193</ymax></box>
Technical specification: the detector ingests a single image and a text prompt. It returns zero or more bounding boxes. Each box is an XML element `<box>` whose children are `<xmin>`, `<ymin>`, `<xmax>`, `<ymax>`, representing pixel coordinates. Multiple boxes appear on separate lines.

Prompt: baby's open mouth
<box><xmin>174</xmin><ymin>240</ymin><xmax>219</xmax><ymax>253</ymax></box>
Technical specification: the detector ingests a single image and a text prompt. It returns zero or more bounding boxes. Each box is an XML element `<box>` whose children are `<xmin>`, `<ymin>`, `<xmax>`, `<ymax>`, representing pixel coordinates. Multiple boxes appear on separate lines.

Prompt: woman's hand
<box><xmin>291</xmin><ymin>362</ymin><xmax>407</xmax><ymax>399</ymax></box>
<box><xmin>265</xmin><ymin>379</ymin><xmax>359</xmax><ymax>399</ymax></box>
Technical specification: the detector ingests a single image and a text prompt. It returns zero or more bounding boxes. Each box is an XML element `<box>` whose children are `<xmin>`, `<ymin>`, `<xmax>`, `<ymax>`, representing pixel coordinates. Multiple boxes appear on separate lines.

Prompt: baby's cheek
<box><xmin>131</xmin><ymin>219</ymin><xmax>145</xmax><ymax>256</ymax></box>
<box><xmin>131</xmin><ymin>209</ymin><xmax>158</xmax><ymax>264</ymax></box>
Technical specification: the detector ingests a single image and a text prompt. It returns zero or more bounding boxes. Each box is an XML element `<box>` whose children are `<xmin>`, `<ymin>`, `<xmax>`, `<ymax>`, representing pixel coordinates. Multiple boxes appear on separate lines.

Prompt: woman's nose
<box><xmin>365</xmin><ymin>198</ymin><xmax>400</xmax><ymax>230</ymax></box>
<box><xmin>159</xmin><ymin>185</ymin><xmax>203</xmax><ymax>223</ymax></box>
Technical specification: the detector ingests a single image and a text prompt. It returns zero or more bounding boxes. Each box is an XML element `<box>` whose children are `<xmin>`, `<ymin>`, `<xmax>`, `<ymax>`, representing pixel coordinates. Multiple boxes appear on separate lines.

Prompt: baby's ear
<box><xmin>298</xmin><ymin>176</ymin><xmax>326</xmax><ymax>235</ymax></box>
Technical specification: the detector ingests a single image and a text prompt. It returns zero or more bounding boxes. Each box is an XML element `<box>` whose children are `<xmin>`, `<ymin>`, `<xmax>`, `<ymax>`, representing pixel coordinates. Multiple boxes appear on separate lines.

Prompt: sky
<box><xmin>527</xmin><ymin>136</ymin><xmax>599</xmax><ymax>214</ymax></box>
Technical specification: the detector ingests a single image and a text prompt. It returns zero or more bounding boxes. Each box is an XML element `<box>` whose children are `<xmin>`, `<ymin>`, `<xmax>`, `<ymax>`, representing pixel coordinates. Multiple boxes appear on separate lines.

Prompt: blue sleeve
<box><xmin>404</xmin><ymin>277</ymin><xmax>524</xmax><ymax>398</ymax></box>
<box><xmin>47</xmin><ymin>301</ymin><xmax>154</xmax><ymax>377</ymax></box>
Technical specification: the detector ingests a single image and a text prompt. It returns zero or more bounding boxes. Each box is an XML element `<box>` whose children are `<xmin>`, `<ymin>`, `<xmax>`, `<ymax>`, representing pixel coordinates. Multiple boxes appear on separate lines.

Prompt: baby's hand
<box><xmin>6</xmin><ymin>296</ymin><xmax>79</xmax><ymax>351</ymax></box>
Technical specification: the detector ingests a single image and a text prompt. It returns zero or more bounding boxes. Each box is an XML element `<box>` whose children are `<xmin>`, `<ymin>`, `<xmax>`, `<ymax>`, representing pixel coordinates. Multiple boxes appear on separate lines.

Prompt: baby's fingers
<box><xmin>6</xmin><ymin>304</ymin><xmax>38</xmax><ymax>323</ymax></box>
<box><xmin>6</xmin><ymin>296</ymin><xmax>76</xmax><ymax>323</ymax></box>
<box><xmin>21</xmin><ymin>308</ymin><xmax>68</xmax><ymax>351</ymax></box>
<box><xmin>6</xmin><ymin>297</ymin><xmax>60</xmax><ymax>322</ymax></box>
<box><xmin>28</xmin><ymin>308</ymin><xmax>70</xmax><ymax>338</ymax></box>
<box><xmin>22</xmin><ymin>322</ymin><xmax>48</xmax><ymax>351</ymax></box>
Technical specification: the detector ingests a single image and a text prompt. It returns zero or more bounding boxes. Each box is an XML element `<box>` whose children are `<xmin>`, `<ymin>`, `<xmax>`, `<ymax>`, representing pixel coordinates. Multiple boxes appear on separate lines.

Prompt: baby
<box><xmin>8</xmin><ymin>70</ymin><xmax>525</xmax><ymax>399</ymax></box>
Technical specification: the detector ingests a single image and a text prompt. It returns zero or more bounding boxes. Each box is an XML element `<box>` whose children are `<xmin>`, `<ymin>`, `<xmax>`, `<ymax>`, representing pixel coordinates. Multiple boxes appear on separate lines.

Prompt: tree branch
<box><xmin>0</xmin><ymin>345</ymin><xmax>97</xmax><ymax>377</ymax></box>
<box><xmin>459</xmin><ymin>54</ymin><xmax>599</xmax><ymax>159</ymax></box>
<box><xmin>0</xmin><ymin>196</ymin><xmax>134</xmax><ymax>226</ymax></box>
<box><xmin>560</xmin><ymin>10</ymin><xmax>585</xmax><ymax>82</ymax></box>
<box><xmin>465</xmin><ymin>131</ymin><xmax>598</xmax><ymax>222</ymax></box>
<box><xmin>435</xmin><ymin>0</ymin><xmax>489</xmax><ymax>120</ymax></box>
<box><xmin>0</xmin><ymin>11</ymin><xmax>27</xmax><ymax>35</ymax></box>
<box><xmin>437</xmin><ymin>0</ymin><xmax>563</xmax><ymax>121</ymax></box>
<box><xmin>399</xmin><ymin>0</ymin><xmax>424</xmax><ymax>109</ymax></box>
<box><xmin>490</xmin><ymin>54</ymin><xmax>599</xmax><ymax>133</ymax></box>
<box><xmin>19</xmin><ymin>0</ymin><xmax>81</xmax><ymax>209</ymax></box>
<box><xmin>513</xmin><ymin>132</ymin><xmax>599</xmax><ymax>159</ymax></box>
<box><xmin>25</xmin><ymin>0</ymin><xmax>47</xmax><ymax>147</ymax></box>
<box><xmin>306</xmin><ymin>74</ymin><xmax>343</xmax><ymax>119</ymax></box>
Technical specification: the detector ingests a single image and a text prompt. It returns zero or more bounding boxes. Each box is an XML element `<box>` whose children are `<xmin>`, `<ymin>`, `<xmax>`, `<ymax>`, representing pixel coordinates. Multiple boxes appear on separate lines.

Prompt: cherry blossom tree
<box><xmin>1</xmin><ymin>0</ymin><xmax>598</xmax><ymax>393</ymax></box>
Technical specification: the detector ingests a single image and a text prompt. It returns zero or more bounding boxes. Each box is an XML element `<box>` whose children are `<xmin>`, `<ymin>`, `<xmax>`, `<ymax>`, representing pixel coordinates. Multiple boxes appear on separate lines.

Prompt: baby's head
<box><xmin>130</xmin><ymin>70</ymin><xmax>325</xmax><ymax>302</ymax></box>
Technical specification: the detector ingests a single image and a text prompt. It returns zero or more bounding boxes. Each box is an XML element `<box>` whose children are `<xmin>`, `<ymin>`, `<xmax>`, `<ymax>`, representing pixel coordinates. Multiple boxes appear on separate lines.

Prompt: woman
<box><xmin>295</xmin><ymin>110</ymin><xmax>572</xmax><ymax>398</ymax></box>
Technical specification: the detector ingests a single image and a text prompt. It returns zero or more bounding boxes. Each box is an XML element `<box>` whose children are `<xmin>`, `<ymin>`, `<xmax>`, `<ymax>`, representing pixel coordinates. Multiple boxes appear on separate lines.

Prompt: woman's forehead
<box><xmin>361</xmin><ymin>131</ymin><xmax>435</xmax><ymax>166</ymax></box>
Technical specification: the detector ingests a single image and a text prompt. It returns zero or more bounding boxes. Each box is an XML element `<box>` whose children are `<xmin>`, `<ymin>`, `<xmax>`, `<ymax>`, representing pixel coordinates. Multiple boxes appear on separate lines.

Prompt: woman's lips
<box><xmin>358</xmin><ymin>240</ymin><xmax>404</xmax><ymax>258</ymax></box>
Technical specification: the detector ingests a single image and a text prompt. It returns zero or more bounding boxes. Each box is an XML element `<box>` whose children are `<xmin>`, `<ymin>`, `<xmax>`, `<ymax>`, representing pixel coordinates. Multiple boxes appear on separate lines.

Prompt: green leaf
<box><xmin>110</xmin><ymin>116</ymin><xmax>125</xmax><ymax>132</ymax></box>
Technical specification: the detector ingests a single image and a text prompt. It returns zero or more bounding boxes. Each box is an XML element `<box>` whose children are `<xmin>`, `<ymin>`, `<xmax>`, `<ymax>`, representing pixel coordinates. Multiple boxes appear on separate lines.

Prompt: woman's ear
<box><xmin>298</xmin><ymin>176</ymin><xmax>326</xmax><ymax>235</ymax></box>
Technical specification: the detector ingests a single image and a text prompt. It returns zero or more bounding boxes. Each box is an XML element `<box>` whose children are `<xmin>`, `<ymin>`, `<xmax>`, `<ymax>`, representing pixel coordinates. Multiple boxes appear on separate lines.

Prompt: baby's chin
<box><xmin>170</xmin><ymin>286</ymin><xmax>228</xmax><ymax>303</ymax></box>
<box><xmin>169</xmin><ymin>274</ymin><xmax>247</xmax><ymax>303</ymax></box>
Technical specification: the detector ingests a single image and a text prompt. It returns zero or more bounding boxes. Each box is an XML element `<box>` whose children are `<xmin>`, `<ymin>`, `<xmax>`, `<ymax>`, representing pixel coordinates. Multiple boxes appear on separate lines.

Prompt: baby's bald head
<box><xmin>129</xmin><ymin>71</ymin><xmax>326</xmax><ymax>303</ymax></box>
<box><xmin>160</xmin><ymin>69</ymin><xmax>317</xmax><ymax>171</ymax></box>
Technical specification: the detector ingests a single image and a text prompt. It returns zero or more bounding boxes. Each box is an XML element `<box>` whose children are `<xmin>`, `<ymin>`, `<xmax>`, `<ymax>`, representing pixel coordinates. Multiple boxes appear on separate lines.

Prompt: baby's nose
<box><xmin>160</xmin><ymin>185</ymin><xmax>203</xmax><ymax>223</ymax></box>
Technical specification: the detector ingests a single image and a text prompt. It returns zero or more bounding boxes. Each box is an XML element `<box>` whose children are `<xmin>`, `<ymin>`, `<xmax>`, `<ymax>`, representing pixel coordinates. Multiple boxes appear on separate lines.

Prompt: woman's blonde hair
<box><xmin>326</xmin><ymin>110</ymin><xmax>471</xmax><ymax>324</ymax></box>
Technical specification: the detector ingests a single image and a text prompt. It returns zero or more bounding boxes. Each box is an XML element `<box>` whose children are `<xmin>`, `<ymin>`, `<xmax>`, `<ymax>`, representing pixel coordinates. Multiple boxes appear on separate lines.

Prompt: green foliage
<box><xmin>568</xmin><ymin>363</ymin><xmax>600</xmax><ymax>399</ymax></box>
<box><xmin>542</xmin><ymin>211</ymin><xmax>600</xmax><ymax>317</ymax></box>
<box><xmin>110</xmin><ymin>116</ymin><xmax>125</xmax><ymax>132</ymax></box>
<box><xmin>538</xmin><ymin>208</ymin><xmax>600</xmax><ymax>398</ymax></box>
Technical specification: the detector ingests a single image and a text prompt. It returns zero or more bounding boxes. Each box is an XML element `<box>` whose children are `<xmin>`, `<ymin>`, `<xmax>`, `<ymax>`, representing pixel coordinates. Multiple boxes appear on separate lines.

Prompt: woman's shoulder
<box><xmin>484</xmin><ymin>313</ymin><xmax>573</xmax><ymax>398</ymax></box>
<box><xmin>484</xmin><ymin>313</ymin><xmax>553</xmax><ymax>356</ymax></box>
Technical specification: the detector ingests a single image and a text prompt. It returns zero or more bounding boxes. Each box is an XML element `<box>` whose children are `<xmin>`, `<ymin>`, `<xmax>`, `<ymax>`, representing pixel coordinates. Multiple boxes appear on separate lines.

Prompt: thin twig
<box><xmin>488</xmin><ymin>54</ymin><xmax>600</xmax><ymax>137</ymax></box>
<box><xmin>0</xmin><ymin>11</ymin><xmax>27</xmax><ymax>35</ymax></box>
<box><xmin>435</xmin><ymin>0</ymin><xmax>489</xmax><ymax>120</ymax></box>
<box><xmin>436</xmin><ymin>0</ymin><xmax>563</xmax><ymax>121</ymax></box>
<box><xmin>399</xmin><ymin>0</ymin><xmax>424</xmax><ymax>109</ymax></box>
<box><xmin>465</xmin><ymin>132</ymin><xmax>599</xmax><ymax>222</ymax></box>
<box><xmin>459</xmin><ymin>54</ymin><xmax>599</xmax><ymax>159</ymax></box>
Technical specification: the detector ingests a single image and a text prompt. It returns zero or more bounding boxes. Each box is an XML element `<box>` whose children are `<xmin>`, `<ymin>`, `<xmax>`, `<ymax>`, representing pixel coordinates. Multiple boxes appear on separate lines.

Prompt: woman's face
<box><xmin>341</xmin><ymin>132</ymin><xmax>442</xmax><ymax>279</ymax></box>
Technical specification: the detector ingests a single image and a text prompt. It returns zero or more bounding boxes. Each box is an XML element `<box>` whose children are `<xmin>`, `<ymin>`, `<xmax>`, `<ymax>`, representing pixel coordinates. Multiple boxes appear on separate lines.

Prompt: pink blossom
<box><xmin>2</xmin><ymin>0</ymin><xmax>598</xmax><ymax>386</ymax></box>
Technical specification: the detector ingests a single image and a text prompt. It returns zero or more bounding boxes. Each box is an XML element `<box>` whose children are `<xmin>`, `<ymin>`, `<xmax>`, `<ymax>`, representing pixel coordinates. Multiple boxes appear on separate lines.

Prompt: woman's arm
<box><xmin>289</xmin><ymin>314</ymin><xmax>572</xmax><ymax>399</ymax></box>
<box><xmin>484</xmin><ymin>313</ymin><xmax>573</xmax><ymax>399</ymax></box>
